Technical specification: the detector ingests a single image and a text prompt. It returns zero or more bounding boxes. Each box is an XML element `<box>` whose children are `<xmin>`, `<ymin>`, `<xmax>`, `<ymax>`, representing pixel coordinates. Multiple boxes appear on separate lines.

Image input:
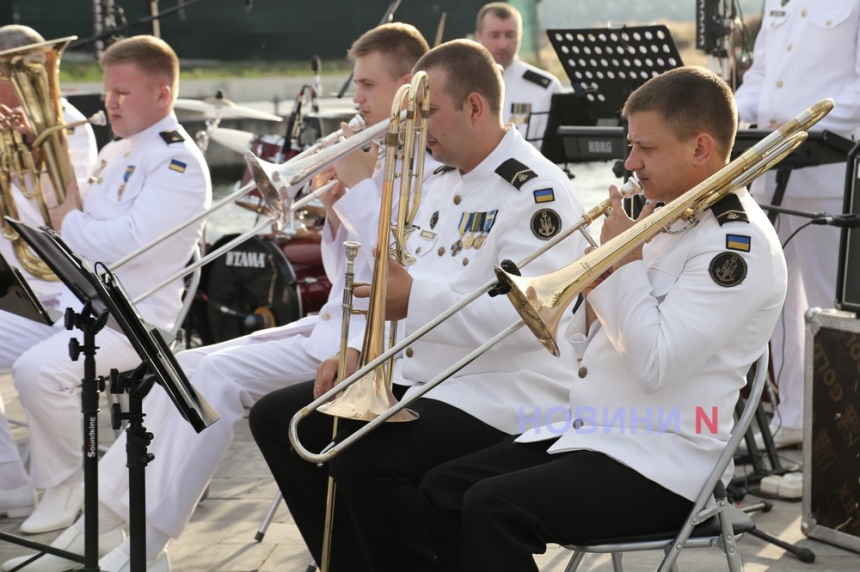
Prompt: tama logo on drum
<box><xmin>225</xmin><ymin>251</ymin><xmax>267</xmax><ymax>268</ymax></box>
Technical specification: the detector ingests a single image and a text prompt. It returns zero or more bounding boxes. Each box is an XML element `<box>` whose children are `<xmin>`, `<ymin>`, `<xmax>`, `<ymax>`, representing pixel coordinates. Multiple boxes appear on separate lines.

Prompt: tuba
<box><xmin>0</xmin><ymin>36</ymin><xmax>103</xmax><ymax>281</ymax></box>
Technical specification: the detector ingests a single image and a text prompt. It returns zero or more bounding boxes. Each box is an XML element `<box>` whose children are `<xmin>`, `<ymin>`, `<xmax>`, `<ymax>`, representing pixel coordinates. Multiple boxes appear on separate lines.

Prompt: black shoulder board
<box><xmin>710</xmin><ymin>193</ymin><xmax>749</xmax><ymax>226</ymax></box>
<box><xmin>160</xmin><ymin>130</ymin><xmax>185</xmax><ymax>145</ymax></box>
<box><xmin>495</xmin><ymin>158</ymin><xmax>537</xmax><ymax>190</ymax></box>
<box><xmin>522</xmin><ymin>68</ymin><xmax>552</xmax><ymax>89</ymax></box>
<box><xmin>433</xmin><ymin>165</ymin><xmax>456</xmax><ymax>175</ymax></box>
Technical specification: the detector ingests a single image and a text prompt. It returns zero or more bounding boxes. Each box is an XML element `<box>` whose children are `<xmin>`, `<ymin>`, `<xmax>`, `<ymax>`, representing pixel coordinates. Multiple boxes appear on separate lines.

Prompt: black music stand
<box><xmin>545</xmin><ymin>25</ymin><xmax>683</xmax><ymax>214</ymax></box>
<box><xmin>0</xmin><ymin>250</ymin><xmax>63</xmax><ymax>325</ymax></box>
<box><xmin>1</xmin><ymin>219</ymin><xmax>219</xmax><ymax>572</ymax></box>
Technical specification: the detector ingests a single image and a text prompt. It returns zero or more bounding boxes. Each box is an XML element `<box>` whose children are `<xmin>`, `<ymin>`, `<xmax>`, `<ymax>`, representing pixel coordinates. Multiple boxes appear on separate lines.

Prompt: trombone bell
<box><xmin>317</xmin><ymin>368</ymin><xmax>419</xmax><ymax>422</ymax></box>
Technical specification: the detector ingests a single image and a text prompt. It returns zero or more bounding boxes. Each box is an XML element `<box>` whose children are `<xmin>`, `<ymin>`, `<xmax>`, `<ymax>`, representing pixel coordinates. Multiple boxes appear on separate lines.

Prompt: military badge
<box><xmin>709</xmin><ymin>252</ymin><xmax>747</xmax><ymax>287</ymax></box>
<box><xmin>531</xmin><ymin>209</ymin><xmax>561</xmax><ymax>241</ymax></box>
<box><xmin>169</xmin><ymin>159</ymin><xmax>187</xmax><ymax>174</ymax></box>
<box><xmin>117</xmin><ymin>165</ymin><xmax>136</xmax><ymax>200</ymax></box>
<box><xmin>429</xmin><ymin>210</ymin><xmax>439</xmax><ymax>229</ymax></box>
<box><xmin>726</xmin><ymin>234</ymin><xmax>751</xmax><ymax>252</ymax></box>
<box><xmin>533</xmin><ymin>188</ymin><xmax>555</xmax><ymax>204</ymax></box>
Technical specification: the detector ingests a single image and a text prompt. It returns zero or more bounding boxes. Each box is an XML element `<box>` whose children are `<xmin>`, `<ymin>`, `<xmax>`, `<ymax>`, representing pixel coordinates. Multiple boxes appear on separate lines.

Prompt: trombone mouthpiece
<box><xmin>620</xmin><ymin>177</ymin><xmax>642</xmax><ymax>197</ymax></box>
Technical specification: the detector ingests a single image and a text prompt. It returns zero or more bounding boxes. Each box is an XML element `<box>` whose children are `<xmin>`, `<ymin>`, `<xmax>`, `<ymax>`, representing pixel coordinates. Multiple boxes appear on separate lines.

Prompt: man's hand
<box><xmin>332</xmin><ymin>122</ymin><xmax>378</xmax><ymax>189</ymax></box>
<box><xmin>314</xmin><ymin>348</ymin><xmax>360</xmax><ymax>399</ymax></box>
<box><xmin>600</xmin><ymin>184</ymin><xmax>656</xmax><ymax>272</ymax></box>
<box><xmin>353</xmin><ymin>251</ymin><xmax>412</xmax><ymax>320</ymax></box>
<box><xmin>0</xmin><ymin>104</ymin><xmax>36</xmax><ymax>145</ymax></box>
<box><xmin>313</xmin><ymin>165</ymin><xmax>346</xmax><ymax>235</ymax></box>
<box><xmin>49</xmin><ymin>181</ymin><xmax>81</xmax><ymax>230</ymax></box>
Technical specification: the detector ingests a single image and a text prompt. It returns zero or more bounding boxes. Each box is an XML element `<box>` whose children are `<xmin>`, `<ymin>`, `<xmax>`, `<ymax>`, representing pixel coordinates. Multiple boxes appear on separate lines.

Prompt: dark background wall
<box><xmin>6</xmin><ymin>0</ymin><xmax>503</xmax><ymax>61</ymax></box>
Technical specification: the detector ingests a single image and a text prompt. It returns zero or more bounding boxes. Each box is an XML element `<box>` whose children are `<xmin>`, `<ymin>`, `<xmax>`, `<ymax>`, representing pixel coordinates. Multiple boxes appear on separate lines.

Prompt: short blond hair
<box><xmin>347</xmin><ymin>23</ymin><xmax>429</xmax><ymax>81</ymax></box>
<box><xmin>100</xmin><ymin>35</ymin><xmax>179</xmax><ymax>99</ymax></box>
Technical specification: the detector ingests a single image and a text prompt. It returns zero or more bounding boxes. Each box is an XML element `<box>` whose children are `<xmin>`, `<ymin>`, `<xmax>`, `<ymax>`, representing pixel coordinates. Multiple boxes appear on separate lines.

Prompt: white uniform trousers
<box><xmin>767</xmin><ymin>194</ymin><xmax>843</xmax><ymax>430</ymax></box>
<box><xmin>13</xmin><ymin>325</ymin><xmax>140</xmax><ymax>488</ymax></box>
<box><xmin>97</xmin><ymin>332</ymin><xmax>321</xmax><ymax>539</ymax></box>
<box><xmin>0</xmin><ymin>312</ymin><xmax>56</xmax><ymax>466</ymax></box>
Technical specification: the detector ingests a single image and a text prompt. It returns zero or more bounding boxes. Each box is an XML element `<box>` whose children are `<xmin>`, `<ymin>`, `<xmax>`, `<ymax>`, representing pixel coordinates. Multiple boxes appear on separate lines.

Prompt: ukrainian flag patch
<box><xmin>726</xmin><ymin>234</ymin><xmax>751</xmax><ymax>252</ymax></box>
<box><xmin>168</xmin><ymin>159</ymin><xmax>187</xmax><ymax>174</ymax></box>
<box><xmin>533</xmin><ymin>188</ymin><xmax>555</xmax><ymax>204</ymax></box>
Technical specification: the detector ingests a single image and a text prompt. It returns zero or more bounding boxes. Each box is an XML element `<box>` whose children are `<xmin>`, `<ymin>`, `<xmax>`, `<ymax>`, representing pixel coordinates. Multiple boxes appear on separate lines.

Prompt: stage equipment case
<box><xmin>802</xmin><ymin>308</ymin><xmax>860</xmax><ymax>552</ymax></box>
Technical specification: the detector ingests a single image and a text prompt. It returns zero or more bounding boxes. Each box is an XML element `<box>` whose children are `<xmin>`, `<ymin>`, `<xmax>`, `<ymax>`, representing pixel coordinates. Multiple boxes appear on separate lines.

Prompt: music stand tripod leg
<box><xmin>109</xmin><ymin>364</ymin><xmax>156</xmax><ymax>572</ymax></box>
<box><xmin>65</xmin><ymin>301</ymin><xmax>110</xmax><ymax>572</ymax></box>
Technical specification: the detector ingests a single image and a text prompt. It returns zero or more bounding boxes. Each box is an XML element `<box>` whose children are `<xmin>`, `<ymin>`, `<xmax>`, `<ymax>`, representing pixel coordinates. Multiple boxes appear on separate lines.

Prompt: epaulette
<box><xmin>709</xmin><ymin>193</ymin><xmax>749</xmax><ymax>226</ymax></box>
<box><xmin>160</xmin><ymin>130</ymin><xmax>185</xmax><ymax>145</ymax></box>
<box><xmin>495</xmin><ymin>158</ymin><xmax>537</xmax><ymax>190</ymax></box>
<box><xmin>433</xmin><ymin>165</ymin><xmax>456</xmax><ymax>175</ymax></box>
<box><xmin>523</xmin><ymin>68</ymin><xmax>553</xmax><ymax>89</ymax></box>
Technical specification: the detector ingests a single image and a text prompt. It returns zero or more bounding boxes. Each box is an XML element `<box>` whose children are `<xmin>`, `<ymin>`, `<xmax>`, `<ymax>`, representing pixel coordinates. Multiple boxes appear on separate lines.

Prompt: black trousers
<box><xmin>249</xmin><ymin>379</ymin><xmax>379</xmax><ymax>572</ymax></box>
<box><xmin>420</xmin><ymin>436</ymin><xmax>695</xmax><ymax>572</ymax></box>
<box><xmin>249</xmin><ymin>379</ymin><xmax>507</xmax><ymax>572</ymax></box>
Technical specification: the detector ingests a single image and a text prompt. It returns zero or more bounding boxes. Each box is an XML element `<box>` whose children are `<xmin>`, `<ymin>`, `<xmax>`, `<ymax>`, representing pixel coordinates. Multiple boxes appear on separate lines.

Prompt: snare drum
<box><xmin>193</xmin><ymin>232</ymin><xmax>331</xmax><ymax>345</ymax></box>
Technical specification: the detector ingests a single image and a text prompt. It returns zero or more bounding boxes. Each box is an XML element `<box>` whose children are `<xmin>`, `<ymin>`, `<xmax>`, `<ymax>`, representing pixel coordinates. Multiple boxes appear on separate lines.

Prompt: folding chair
<box><xmin>562</xmin><ymin>349</ymin><xmax>769</xmax><ymax>572</ymax></box>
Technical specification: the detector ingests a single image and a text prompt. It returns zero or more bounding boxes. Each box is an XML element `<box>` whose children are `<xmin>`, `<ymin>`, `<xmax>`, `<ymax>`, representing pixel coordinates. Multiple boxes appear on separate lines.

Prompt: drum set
<box><xmin>172</xmin><ymin>90</ymin><xmax>356</xmax><ymax>345</ymax></box>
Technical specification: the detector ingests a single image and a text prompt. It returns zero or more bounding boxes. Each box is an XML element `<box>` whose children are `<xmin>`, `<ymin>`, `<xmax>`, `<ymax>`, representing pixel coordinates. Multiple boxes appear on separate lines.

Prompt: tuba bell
<box><xmin>0</xmin><ymin>36</ymin><xmax>103</xmax><ymax>281</ymax></box>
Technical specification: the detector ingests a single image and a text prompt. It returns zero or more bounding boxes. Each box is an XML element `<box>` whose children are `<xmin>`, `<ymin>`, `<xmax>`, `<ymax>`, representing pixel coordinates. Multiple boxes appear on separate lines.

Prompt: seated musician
<box><xmin>2</xmin><ymin>22</ymin><xmax>435</xmax><ymax>572</ymax></box>
<box><xmin>419</xmin><ymin>66</ymin><xmax>788</xmax><ymax>571</ymax></box>
<box><xmin>249</xmin><ymin>39</ymin><xmax>588</xmax><ymax>572</ymax></box>
<box><xmin>0</xmin><ymin>35</ymin><xmax>210</xmax><ymax>571</ymax></box>
<box><xmin>0</xmin><ymin>25</ymin><xmax>98</xmax><ymax>522</ymax></box>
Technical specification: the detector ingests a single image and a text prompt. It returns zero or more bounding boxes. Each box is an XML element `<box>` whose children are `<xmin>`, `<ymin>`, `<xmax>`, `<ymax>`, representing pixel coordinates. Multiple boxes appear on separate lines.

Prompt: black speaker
<box><xmin>836</xmin><ymin>142</ymin><xmax>860</xmax><ymax>314</ymax></box>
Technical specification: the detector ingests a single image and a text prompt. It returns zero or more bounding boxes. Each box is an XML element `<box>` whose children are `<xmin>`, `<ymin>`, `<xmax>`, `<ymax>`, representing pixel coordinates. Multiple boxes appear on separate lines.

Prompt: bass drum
<box><xmin>193</xmin><ymin>232</ymin><xmax>331</xmax><ymax>345</ymax></box>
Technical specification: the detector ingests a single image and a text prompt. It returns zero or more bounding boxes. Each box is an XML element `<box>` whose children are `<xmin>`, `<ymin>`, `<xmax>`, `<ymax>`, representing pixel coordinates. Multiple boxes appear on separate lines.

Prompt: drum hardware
<box><xmin>288</xmin><ymin>99</ymin><xmax>833</xmax><ymax>465</ymax></box>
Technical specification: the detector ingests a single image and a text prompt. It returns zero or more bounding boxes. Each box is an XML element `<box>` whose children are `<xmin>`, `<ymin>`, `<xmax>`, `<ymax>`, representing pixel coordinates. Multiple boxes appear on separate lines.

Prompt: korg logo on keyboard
<box><xmin>226</xmin><ymin>251</ymin><xmax>267</xmax><ymax>268</ymax></box>
<box><xmin>587</xmin><ymin>140</ymin><xmax>614</xmax><ymax>154</ymax></box>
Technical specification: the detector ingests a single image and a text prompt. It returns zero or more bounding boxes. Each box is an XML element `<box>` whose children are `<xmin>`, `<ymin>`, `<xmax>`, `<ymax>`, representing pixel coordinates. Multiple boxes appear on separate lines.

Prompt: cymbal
<box><xmin>175</xmin><ymin>97</ymin><xmax>283</xmax><ymax>122</ymax></box>
<box><xmin>209</xmin><ymin>127</ymin><xmax>255</xmax><ymax>154</ymax></box>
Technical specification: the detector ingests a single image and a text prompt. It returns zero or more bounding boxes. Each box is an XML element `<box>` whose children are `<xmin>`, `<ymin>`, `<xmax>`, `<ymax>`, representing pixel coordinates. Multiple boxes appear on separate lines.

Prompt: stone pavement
<box><xmin>2</xmin><ymin>372</ymin><xmax>859</xmax><ymax>571</ymax></box>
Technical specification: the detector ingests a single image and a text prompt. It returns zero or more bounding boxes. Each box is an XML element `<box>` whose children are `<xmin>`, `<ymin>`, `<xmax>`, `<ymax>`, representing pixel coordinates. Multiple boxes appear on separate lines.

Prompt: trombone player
<box><xmin>250</xmin><ymin>40</ymin><xmax>589</xmax><ymax>572</ymax></box>
<box><xmin>3</xmin><ymin>22</ymin><xmax>436</xmax><ymax>572</ymax></box>
<box><xmin>0</xmin><ymin>24</ymin><xmax>97</xmax><ymax>522</ymax></box>
<box><xmin>419</xmin><ymin>66</ymin><xmax>789</xmax><ymax>571</ymax></box>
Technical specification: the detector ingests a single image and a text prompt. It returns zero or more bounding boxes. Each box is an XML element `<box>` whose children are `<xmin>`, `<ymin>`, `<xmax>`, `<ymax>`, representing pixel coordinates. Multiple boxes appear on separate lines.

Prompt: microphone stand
<box><xmin>108</xmin><ymin>365</ymin><xmax>156</xmax><ymax>572</ymax></box>
<box><xmin>758</xmin><ymin>203</ymin><xmax>860</xmax><ymax>228</ymax></box>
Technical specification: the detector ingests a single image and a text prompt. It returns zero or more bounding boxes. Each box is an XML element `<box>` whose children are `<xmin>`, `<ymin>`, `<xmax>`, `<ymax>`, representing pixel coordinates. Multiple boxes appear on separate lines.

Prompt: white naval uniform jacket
<box><xmin>1</xmin><ymin>100</ymin><xmax>97</xmax><ymax>304</ymax></box>
<box><xmin>57</xmin><ymin>113</ymin><xmax>211</xmax><ymax>331</ymax></box>
<box><xmin>518</xmin><ymin>189</ymin><xmax>787</xmax><ymax>502</ymax></box>
<box><xmin>735</xmin><ymin>0</ymin><xmax>860</xmax><ymax>199</ymax></box>
<box><xmin>502</xmin><ymin>57</ymin><xmax>564</xmax><ymax>150</ymax></box>
<box><xmin>397</xmin><ymin>128</ymin><xmax>587</xmax><ymax>434</ymax></box>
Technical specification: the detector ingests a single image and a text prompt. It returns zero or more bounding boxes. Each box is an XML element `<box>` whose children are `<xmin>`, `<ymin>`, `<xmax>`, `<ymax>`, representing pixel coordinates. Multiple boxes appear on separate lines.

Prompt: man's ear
<box><xmin>465</xmin><ymin>92</ymin><xmax>485</xmax><ymax>123</ymax></box>
<box><xmin>157</xmin><ymin>84</ymin><xmax>172</xmax><ymax>109</ymax></box>
<box><xmin>402</xmin><ymin>73</ymin><xmax>413</xmax><ymax>85</ymax></box>
<box><xmin>692</xmin><ymin>132</ymin><xmax>715</xmax><ymax>165</ymax></box>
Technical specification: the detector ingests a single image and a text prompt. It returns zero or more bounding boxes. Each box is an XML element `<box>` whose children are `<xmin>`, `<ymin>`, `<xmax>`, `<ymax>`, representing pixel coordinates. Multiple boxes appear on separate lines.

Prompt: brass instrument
<box><xmin>496</xmin><ymin>98</ymin><xmax>833</xmax><ymax>355</ymax></box>
<box><xmin>118</xmin><ymin>113</ymin><xmax>399</xmax><ymax>304</ymax></box>
<box><xmin>315</xmin><ymin>71</ymin><xmax>430</xmax><ymax>422</ymax></box>
<box><xmin>0</xmin><ymin>35</ymin><xmax>103</xmax><ymax>281</ymax></box>
<box><xmin>288</xmin><ymin>98</ymin><xmax>832</xmax><ymax>465</ymax></box>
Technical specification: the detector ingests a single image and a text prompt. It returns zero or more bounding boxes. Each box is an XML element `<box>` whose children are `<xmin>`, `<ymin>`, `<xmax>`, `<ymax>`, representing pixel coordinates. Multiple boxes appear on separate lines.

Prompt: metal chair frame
<box><xmin>563</xmin><ymin>349</ymin><xmax>770</xmax><ymax>572</ymax></box>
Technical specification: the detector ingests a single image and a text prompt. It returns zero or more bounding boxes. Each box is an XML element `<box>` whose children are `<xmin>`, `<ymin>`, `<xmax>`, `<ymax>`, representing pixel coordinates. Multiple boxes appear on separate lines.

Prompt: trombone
<box><xmin>111</xmin><ymin>114</ymin><xmax>398</xmax><ymax>304</ymax></box>
<box><xmin>288</xmin><ymin>98</ymin><xmax>834</xmax><ymax>465</ymax></box>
